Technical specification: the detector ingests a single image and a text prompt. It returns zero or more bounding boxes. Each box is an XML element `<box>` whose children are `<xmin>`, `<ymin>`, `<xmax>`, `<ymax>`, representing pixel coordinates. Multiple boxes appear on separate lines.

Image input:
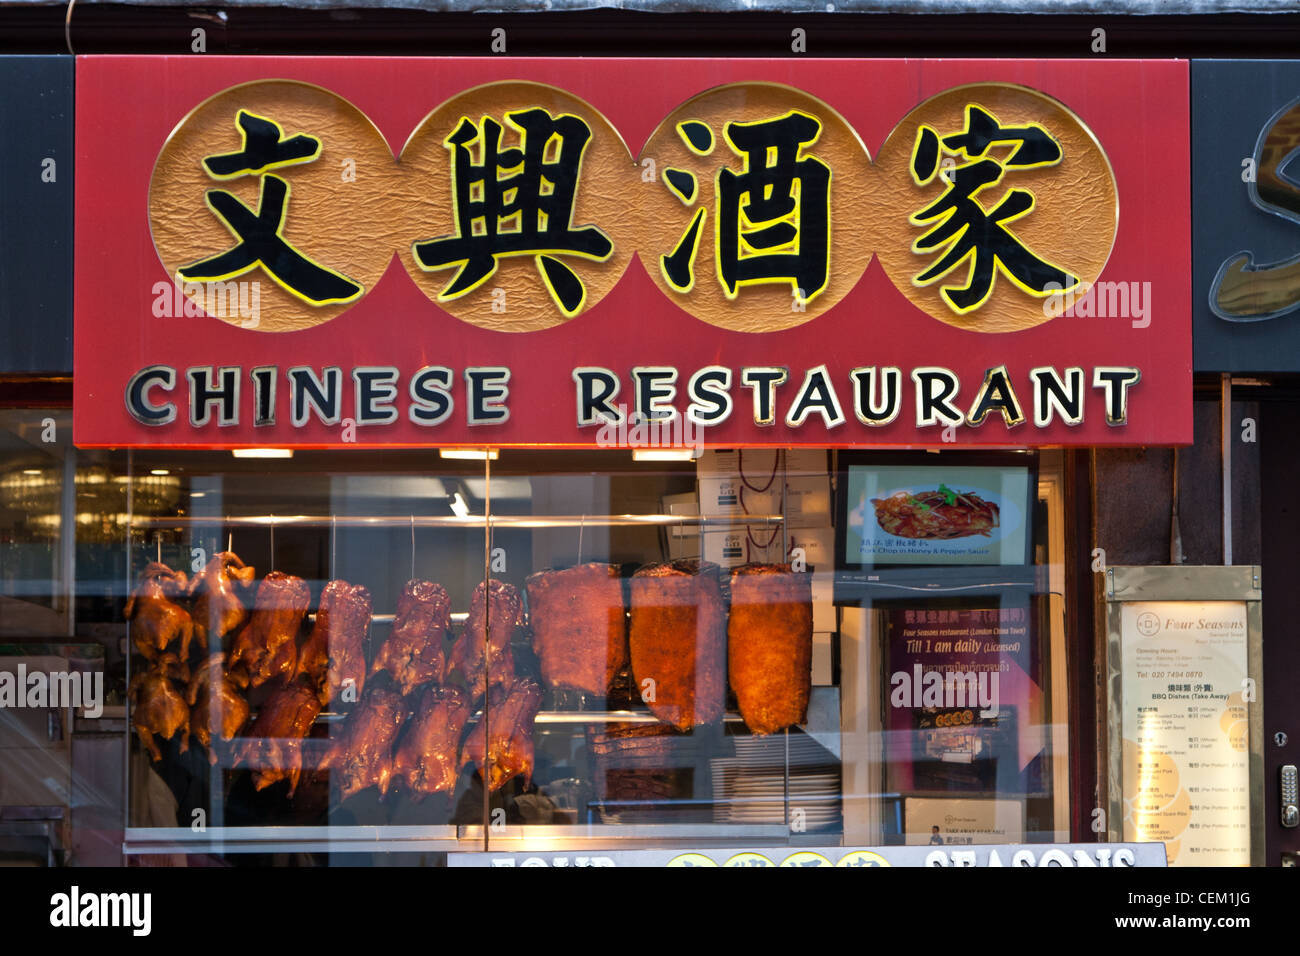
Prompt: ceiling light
<box><xmin>21</xmin><ymin>469</ymin><xmax>41</xmax><ymax>476</ymax></box>
<box><xmin>150</xmin><ymin>469</ymin><xmax>170</xmax><ymax>476</ymax></box>
<box><xmin>231</xmin><ymin>448</ymin><xmax>293</xmax><ymax>459</ymax></box>
<box><xmin>439</xmin><ymin>448</ymin><xmax>499</xmax><ymax>460</ymax></box>
<box><xmin>632</xmin><ymin>448</ymin><xmax>700</xmax><ymax>462</ymax></box>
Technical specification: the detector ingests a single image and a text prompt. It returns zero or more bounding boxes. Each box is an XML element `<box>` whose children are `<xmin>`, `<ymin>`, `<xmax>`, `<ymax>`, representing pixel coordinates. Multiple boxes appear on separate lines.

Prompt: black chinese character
<box><xmin>909</xmin><ymin>105</ymin><xmax>1078</xmax><ymax>314</ymax></box>
<box><xmin>660</xmin><ymin>112</ymin><xmax>830</xmax><ymax>304</ymax></box>
<box><xmin>178</xmin><ymin>110</ymin><xmax>363</xmax><ymax>306</ymax></box>
<box><xmin>412</xmin><ymin>109</ymin><xmax>613</xmax><ymax>317</ymax></box>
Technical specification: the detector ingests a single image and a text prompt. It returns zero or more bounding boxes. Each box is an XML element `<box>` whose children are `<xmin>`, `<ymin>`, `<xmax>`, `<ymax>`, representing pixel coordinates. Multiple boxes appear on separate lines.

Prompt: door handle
<box><xmin>1282</xmin><ymin>765</ymin><xmax>1298</xmax><ymax>828</ymax></box>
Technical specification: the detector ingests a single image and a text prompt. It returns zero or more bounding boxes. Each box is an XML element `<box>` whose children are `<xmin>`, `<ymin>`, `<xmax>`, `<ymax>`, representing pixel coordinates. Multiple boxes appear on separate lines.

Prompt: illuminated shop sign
<box><xmin>74</xmin><ymin>58</ymin><xmax>1191</xmax><ymax>448</ymax></box>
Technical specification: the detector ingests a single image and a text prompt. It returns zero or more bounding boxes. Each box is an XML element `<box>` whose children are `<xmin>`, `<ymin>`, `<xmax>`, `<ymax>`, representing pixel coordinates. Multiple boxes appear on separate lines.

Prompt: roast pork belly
<box><xmin>628</xmin><ymin>560</ymin><xmax>726</xmax><ymax>732</ymax></box>
<box><xmin>727</xmin><ymin>563</ymin><xmax>812</xmax><ymax>736</ymax></box>
<box><xmin>526</xmin><ymin>563</ymin><xmax>626</xmax><ymax>696</ymax></box>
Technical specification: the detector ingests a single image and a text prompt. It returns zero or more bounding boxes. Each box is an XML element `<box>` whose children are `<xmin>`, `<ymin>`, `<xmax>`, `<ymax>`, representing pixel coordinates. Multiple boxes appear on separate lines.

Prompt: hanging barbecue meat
<box><xmin>448</xmin><ymin>579</ymin><xmax>521</xmax><ymax>699</ymax></box>
<box><xmin>526</xmin><ymin>563</ymin><xmax>626</xmax><ymax>696</ymax></box>
<box><xmin>390</xmin><ymin>685</ymin><xmax>470</xmax><ymax>799</ymax></box>
<box><xmin>319</xmin><ymin>685</ymin><xmax>407</xmax><ymax>800</ymax></box>
<box><xmin>125</xmin><ymin>562</ymin><xmax>194</xmax><ymax>662</ymax></box>
<box><xmin>228</xmin><ymin>571</ymin><xmax>310</xmax><ymax>688</ymax></box>
<box><xmin>369</xmin><ymin>580</ymin><xmax>449</xmax><ymax>697</ymax></box>
<box><xmin>187</xmin><ymin>551</ymin><xmax>255</xmax><ymax>651</ymax></box>
<box><xmin>460</xmin><ymin>677</ymin><xmax>543</xmax><ymax>792</ymax></box>
<box><xmin>727</xmin><ymin>563</ymin><xmax>812</xmax><ymax>736</ymax></box>
<box><xmin>628</xmin><ymin>561</ymin><xmax>726</xmax><ymax>731</ymax></box>
<box><xmin>297</xmin><ymin>580</ymin><xmax>373</xmax><ymax>706</ymax></box>
<box><xmin>236</xmin><ymin>679</ymin><xmax>321</xmax><ymax>795</ymax></box>
<box><xmin>870</xmin><ymin>486</ymin><xmax>1000</xmax><ymax>540</ymax></box>
<box><xmin>128</xmin><ymin>653</ymin><xmax>190</xmax><ymax>762</ymax></box>
<box><xmin>187</xmin><ymin>652</ymin><xmax>250</xmax><ymax>763</ymax></box>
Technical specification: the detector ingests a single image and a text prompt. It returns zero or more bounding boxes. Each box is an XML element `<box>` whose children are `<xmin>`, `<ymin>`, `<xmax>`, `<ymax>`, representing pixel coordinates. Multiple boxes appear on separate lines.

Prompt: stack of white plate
<box><xmin>711</xmin><ymin>733</ymin><xmax>841</xmax><ymax>829</ymax></box>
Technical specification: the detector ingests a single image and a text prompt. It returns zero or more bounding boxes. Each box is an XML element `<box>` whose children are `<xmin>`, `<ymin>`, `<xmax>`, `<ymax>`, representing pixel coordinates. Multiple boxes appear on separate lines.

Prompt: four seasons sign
<box><xmin>74</xmin><ymin>57</ymin><xmax>1190</xmax><ymax>448</ymax></box>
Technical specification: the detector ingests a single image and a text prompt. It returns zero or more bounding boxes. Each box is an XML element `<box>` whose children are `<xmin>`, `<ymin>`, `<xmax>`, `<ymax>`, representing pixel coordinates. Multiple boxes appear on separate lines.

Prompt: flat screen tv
<box><xmin>834</xmin><ymin>451</ymin><xmax>1037</xmax><ymax>591</ymax></box>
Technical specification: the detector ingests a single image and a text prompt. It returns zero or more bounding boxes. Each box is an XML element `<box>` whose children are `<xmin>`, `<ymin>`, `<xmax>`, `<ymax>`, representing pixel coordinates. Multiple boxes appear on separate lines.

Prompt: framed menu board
<box><xmin>1105</xmin><ymin>566</ymin><xmax>1264</xmax><ymax>867</ymax></box>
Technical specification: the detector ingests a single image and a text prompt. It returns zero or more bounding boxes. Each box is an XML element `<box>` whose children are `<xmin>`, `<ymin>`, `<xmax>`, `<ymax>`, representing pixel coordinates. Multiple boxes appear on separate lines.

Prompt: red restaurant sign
<box><xmin>74</xmin><ymin>57</ymin><xmax>1191</xmax><ymax>448</ymax></box>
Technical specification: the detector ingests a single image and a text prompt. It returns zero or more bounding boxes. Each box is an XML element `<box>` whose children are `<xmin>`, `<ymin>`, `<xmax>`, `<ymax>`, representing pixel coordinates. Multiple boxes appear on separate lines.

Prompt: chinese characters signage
<box><xmin>74</xmin><ymin>58</ymin><xmax>1190</xmax><ymax>448</ymax></box>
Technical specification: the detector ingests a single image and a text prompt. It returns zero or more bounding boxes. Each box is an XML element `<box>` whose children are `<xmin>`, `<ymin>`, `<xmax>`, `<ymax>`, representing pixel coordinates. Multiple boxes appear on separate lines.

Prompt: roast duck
<box><xmin>871</xmin><ymin>486</ymin><xmax>1000</xmax><ymax>539</ymax></box>
<box><xmin>125</xmin><ymin>562</ymin><xmax>194</xmax><ymax>662</ymax></box>
<box><xmin>370</xmin><ymin>580</ymin><xmax>449</xmax><ymax>697</ymax></box>
<box><xmin>236</xmin><ymin>679</ymin><xmax>322</xmax><ymax>795</ymax></box>
<box><xmin>298</xmin><ymin>579</ymin><xmax>373</xmax><ymax>706</ymax></box>
<box><xmin>448</xmin><ymin>579</ymin><xmax>521</xmax><ymax>699</ymax></box>
<box><xmin>187</xmin><ymin>652</ymin><xmax>250</xmax><ymax>763</ymax></box>
<box><xmin>526</xmin><ymin>563</ymin><xmax>626</xmax><ymax>696</ymax></box>
<box><xmin>460</xmin><ymin>677</ymin><xmax>543</xmax><ymax>792</ymax></box>
<box><xmin>319</xmin><ymin>684</ymin><xmax>407</xmax><ymax>799</ymax></box>
<box><xmin>628</xmin><ymin>561</ymin><xmax>726</xmax><ymax>731</ymax></box>
<box><xmin>391</xmin><ymin>686</ymin><xmax>470</xmax><ymax>799</ymax></box>
<box><xmin>727</xmin><ymin>563</ymin><xmax>812</xmax><ymax>736</ymax></box>
<box><xmin>129</xmin><ymin>653</ymin><xmax>191</xmax><ymax>762</ymax></box>
<box><xmin>187</xmin><ymin>552</ymin><xmax>256</xmax><ymax>651</ymax></box>
<box><xmin>228</xmin><ymin>571</ymin><xmax>310</xmax><ymax>688</ymax></box>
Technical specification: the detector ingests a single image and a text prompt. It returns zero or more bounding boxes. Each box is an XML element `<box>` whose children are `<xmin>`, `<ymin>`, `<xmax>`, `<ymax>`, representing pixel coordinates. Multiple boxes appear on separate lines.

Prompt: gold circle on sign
<box><xmin>149</xmin><ymin>80</ymin><xmax>399</xmax><ymax>333</ymax></box>
<box><xmin>872</xmin><ymin>84</ymin><xmax>1117</xmax><ymax>333</ymax></box>
<box><xmin>396</xmin><ymin>82</ymin><xmax>636</xmax><ymax>333</ymax></box>
<box><xmin>636</xmin><ymin>83</ymin><xmax>874</xmax><ymax>333</ymax></box>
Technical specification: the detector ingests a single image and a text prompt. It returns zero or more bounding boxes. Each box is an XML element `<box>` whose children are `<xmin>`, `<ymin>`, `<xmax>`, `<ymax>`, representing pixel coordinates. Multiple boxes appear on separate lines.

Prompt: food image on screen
<box><xmin>871</xmin><ymin>485</ymin><xmax>1000</xmax><ymax>540</ymax></box>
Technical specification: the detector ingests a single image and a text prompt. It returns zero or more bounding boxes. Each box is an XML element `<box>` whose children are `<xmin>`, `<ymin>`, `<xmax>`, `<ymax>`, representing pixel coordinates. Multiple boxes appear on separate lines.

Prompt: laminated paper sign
<box><xmin>74</xmin><ymin>57</ymin><xmax>1191</xmax><ymax>448</ymax></box>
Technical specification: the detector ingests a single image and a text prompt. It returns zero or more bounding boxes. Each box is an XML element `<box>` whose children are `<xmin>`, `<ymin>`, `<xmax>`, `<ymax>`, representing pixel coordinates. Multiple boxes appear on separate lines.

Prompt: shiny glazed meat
<box><xmin>228</xmin><ymin>571</ymin><xmax>310</xmax><ymax>688</ymax></box>
<box><xmin>187</xmin><ymin>652</ymin><xmax>250</xmax><ymax>763</ymax></box>
<box><xmin>460</xmin><ymin>677</ymin><xmax>543</xmax><ymax>792</ymax></box>
<box><xmin>628</xmin><ymin>561</ymin><xmax>726</xmax><ymax>731</ymax></box>
<box><xmin>319</xmin><ymin>685</ymin><xmax>407</xmax><ymax>799</ymax></box>
<box><xmin>526</xmin><ymin>563</ymin><xmax>626</xmax><ymax>696</ymax></box>
<box><xmin>871</xmin><ymin>489</ymin><xmax>1000</xmax><ymax>539</ymax></box>
<box><xmin>129</xmin><ymin>653</ymin><xmax>190</xmax><ymax>762</ymax></box>
<box><xmin>187</xmin><ymin>552</ymin><xmax>255</xmax><ymax>650</ymax></box>
<box><xmin>370</xmin><ymin>580</ymin><xmax>449</xmax><ymax>697</ymax></box>
<box><xmin>298</xmin><ymin>580</ymin><xmax>373</xmax><ymax>706</ymax></box>
<box><xmin>237</xmin><ymin>680</ymin><xmax>322</xmax><ymax>795</ymax></box>
<box><xmin>391</xmin><ymin>685</ymin><xmax>470</xmax><ymax>799</ymax></box>
<box><xmin>727</xmin><ymin>563</ymin><xmax>812</xmax><ymax>736</ymax></box>
<box><xmin>125</xmin><ymin>562</ymin><xmax>194</xmax><ymax>662</ymax></box>
<box><xmin>449</xmin><ymin>580</ymin><xmax>521</xmax><ymax>699</ymax></box>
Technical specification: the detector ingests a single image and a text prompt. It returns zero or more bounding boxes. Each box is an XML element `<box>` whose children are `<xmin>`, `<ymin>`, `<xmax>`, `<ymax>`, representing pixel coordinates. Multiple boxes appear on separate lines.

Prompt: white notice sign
<box><xmin>1120</xmin><ymin>600</ymin><xmax>1250</xmax><ymax>866</ymax></box>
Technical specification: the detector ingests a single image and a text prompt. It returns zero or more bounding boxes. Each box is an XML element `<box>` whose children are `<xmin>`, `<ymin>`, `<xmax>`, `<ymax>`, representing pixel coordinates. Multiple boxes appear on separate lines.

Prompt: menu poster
<box><xmin>844</xmin><ymin>465</ymin><xmax>1031</xmax><ymax>566</ymax></box>
<box><xmin>1120</xmin><ymin>600</ymin><xmax>1251</xmax><ymax>866</ymax></box>
<box><xmin>904</xmin><ymin>797</ymin><xmax>1026</xmax><ymax>847</ymax></box>
<box><xmin>885</xmin><ymin>606</ymin><xmax>1043</xmax><ymax>796</ymax></box>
